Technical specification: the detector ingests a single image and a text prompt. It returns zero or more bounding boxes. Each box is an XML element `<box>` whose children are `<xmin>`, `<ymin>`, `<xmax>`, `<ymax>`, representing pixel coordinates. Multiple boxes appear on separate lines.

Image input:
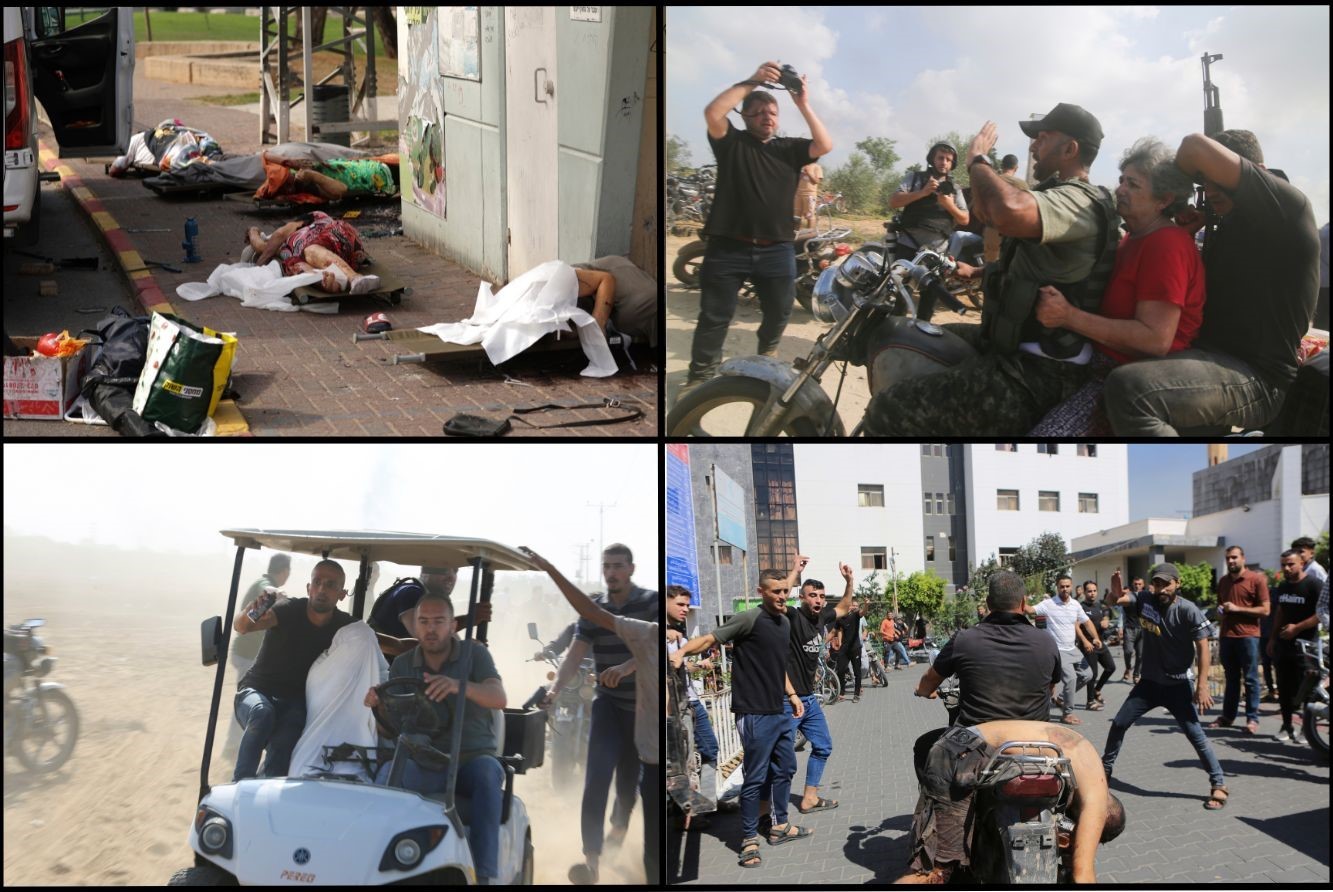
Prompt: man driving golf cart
<box><xmin>365</xmin><ymin>592</ymin><xmax>509</xmax><ymax>885</ymax></box>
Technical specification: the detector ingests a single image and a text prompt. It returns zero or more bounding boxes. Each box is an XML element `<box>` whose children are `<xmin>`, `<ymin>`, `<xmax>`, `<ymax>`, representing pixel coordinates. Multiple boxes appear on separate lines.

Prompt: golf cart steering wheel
<box><xmin>373</xmin><ymin>677</ymin><xmax>449</xmax><ymax>740</ymax></box>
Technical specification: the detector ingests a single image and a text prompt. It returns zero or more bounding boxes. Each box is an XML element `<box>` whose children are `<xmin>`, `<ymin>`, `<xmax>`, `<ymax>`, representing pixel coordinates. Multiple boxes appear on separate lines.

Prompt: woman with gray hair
<box><xmin>1029</xmin><ymin>137</ymin><xmax>1207</xmax><ymax>435</ymax></box>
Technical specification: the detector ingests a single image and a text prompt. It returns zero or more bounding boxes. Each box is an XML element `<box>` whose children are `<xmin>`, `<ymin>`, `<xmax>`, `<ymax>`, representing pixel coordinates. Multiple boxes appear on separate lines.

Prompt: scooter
<box><xmin>1295</xmin><ymin>638</ymin><xmax>1329</xmax><ymax>758</ymax></box>
<box><xmin>4</xmin><ymin>618</ymin><xmax>79</xmax><ymax>774</ymax></box>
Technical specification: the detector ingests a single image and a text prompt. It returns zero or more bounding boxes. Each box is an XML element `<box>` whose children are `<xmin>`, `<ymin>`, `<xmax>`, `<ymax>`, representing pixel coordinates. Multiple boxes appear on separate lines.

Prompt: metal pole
<box><xmin>302</xmin><ymin>6</ymin><xmax>314</xmax><ymax>143</ymax></box>
<box><xmin>714</xmin><ymin>540</ymin><xmax>727</xmax><ymax>675</ymax></box>
<box><xmin>890</xmin><ymin>547</ymin><xmax>899</xmax><ymax>615</ymax></box>
<box><xmin>144</xmin><ymin>7</ymin><xmax>152</xmax><ymax>42</ymax></box>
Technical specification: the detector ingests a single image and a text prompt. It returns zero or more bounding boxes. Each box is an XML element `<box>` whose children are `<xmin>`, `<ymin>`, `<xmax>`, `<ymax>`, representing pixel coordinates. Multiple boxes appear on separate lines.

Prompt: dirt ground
<box><xmin>665</xmin><ymin>230</ymin><xmax>975</xmax><ymax>433</ymax></box>
<box><xmin>2</xmin><ymin>556</ymin><xmax>644</xmax><ymax>886</ymax></box>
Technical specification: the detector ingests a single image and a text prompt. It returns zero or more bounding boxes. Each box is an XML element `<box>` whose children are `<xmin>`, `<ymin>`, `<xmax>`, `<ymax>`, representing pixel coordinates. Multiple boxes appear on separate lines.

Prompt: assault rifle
<box><xmin>1198</xmin><ymin>52</ymin><xmax>1223</xmax><ymax>226</ymax></box>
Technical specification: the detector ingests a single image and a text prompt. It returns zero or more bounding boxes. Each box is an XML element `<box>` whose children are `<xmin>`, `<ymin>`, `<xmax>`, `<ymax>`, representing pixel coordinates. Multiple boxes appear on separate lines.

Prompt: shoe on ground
<box><xmin>1244</xmin><ymin>720</ymin><xmax>1259</xmax><ymax>735</ymax></box>
<box><xmin>362</xmin><ymin>311</ymin><xmax>393</xmax><ymax>334</ymax></box>
<box><xmin>568</xmin><ymin>863</ymin><xmax>599</xmax><ymax>884</ymax></box>
<box><xmin>1274</xmin><ymin>727</ymin><xmax>1295</xmax><ymax>743</ymax></box>
<box><xmin>852</xmin><ymin>695</ymin><xmax>860</xmax><ymax>703</ymax></box>
<box><xmin>240</xmin><ymin>244</ymin><xmax>257</xmax><ymax>264</ymax></box>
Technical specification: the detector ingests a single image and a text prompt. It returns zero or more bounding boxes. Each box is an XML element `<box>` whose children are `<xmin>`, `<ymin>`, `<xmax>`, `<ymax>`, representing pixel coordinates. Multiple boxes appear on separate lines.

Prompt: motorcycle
<box><xmin>666</xmin><ymin>164</ymin><xmax>715</xmax><ymax>236</ymax></box>
<box><xmin>667</xmin><ymin>221</ymin><xmax>974</xmax><ymax>437</ymax></box>
<box><xmin>907</xmin><ymin>635</ymin><xmax>943</xmax><ymax>665</ymax></box>
<box><xmin>4</xmin><ymin>618</ymin><xmax>79</xmax><ymax>773</ymax></box>
<box><xmin>526</xmin><ymin>622</ymin><xmax>595</xmax><ymax>791</ymax></box>
<box><xmin>866</xmin><ymin>647</ymin><xmax>890</xmax><ymax>687</ymax></box>
<box><xmin>1295</xmin><ymin>638</ymin><xmax>1329</xmax><ymax>758</ymax></box>
<box><xmin>666</xmin><ymin>651</ymin><xmax>716</xmax><ymax>828</ymax></box>
<box><xmin>932</xmin><ymin>677</ymin><xmax>1078</xmax><ymax>884</ymax></box>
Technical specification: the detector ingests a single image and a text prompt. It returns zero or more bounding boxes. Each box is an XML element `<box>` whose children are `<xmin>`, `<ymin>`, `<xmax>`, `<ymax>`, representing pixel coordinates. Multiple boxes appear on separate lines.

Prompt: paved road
<box><xmin>668</xmin><ymin>659</ymin><xmax>1330</xmax><ymax>885</ymax></box>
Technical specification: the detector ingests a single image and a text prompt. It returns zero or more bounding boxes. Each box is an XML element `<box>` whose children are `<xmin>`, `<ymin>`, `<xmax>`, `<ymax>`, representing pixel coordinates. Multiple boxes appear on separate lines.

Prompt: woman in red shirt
<box><xmin>1030</xmin><ymin>138</ymin><xmax>1206</xmax><ymax>434</ymax></box>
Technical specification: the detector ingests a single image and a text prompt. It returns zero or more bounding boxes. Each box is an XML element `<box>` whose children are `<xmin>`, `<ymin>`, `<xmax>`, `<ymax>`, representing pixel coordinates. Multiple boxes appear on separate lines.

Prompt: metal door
<box><xmin>503</xmin><ymin>7</ymin><xmax>558</xmax><ymax>281</ymax></box>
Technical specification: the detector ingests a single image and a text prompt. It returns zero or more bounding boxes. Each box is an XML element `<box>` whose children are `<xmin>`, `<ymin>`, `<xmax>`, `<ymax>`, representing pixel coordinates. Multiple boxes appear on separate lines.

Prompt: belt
<box><xmin>717</xmin><ymin>235</ymin><xmax>784</xmax><ymax>247</ymax></box>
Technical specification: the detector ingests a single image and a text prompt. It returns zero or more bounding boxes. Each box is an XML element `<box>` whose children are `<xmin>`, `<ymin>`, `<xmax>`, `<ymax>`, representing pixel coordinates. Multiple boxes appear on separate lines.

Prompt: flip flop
<box><xmin>1203</xmin><ymin>786</ymin><xmax>1229</xmax><ymax>810</ymax></box>
<box><xmin>797</xmin><ymin>797</ymin><xmax>839</xmax><ymax>814</ymax></box>
<box><xmin>362</xmin><ymin>311</ymin><xmax>393</xmax><ymax>334</ymax></box>
<box><xmin>738</xmin><ymin>837</ymin><xmax>762</xmax><ymax>868</ymax></box>
<box><xmin>767</xmin><ymin>823</ymin><xmax>814</xmax><ymax>846</ymax></box>
<box><xmin>1244</xmin><ymin>720</ymin><xmax>1260</xmax><ymax>735</ymax></box>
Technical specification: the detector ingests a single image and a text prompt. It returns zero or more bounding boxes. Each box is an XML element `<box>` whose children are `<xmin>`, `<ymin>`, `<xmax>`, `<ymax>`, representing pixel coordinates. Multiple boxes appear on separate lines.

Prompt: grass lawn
<box><xmin>69</xmin><ymin>8</ymin><xmax>391</xmax><ymax>58</ymax></box>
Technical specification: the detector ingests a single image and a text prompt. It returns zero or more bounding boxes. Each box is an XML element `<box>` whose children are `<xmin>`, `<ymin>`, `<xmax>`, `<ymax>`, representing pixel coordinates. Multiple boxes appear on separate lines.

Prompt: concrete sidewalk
<box><xmin>25</xmin><ymin>69</ymin><xmax>657</xmax><ymax>437</ymax></box>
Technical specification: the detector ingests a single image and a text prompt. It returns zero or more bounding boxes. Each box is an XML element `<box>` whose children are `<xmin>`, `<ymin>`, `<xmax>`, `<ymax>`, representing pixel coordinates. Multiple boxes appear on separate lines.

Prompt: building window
<box><xmin>1039</xmin><ymin>491</ymin><xmax>1060</xmax><ymax>512</ymax></box>
<box><xmin>1078</xmin><ymin>444</ymin><xmax>1098</xmax><ymax>458</ymax></box>
<box><xmin>997</xmin><ymin>489</ymin><xmax>1020</xmax><ymax>511</ymax></box>
<box><xmin>858</xmin><ymin>484</ymin><xmax>885</xmax><ymax>507</ymax></box>
<box><xmin>933</xmin><ymin>444</ymin><xmax>944</xmax><ymax>457</ymax></box>
<box><xmin>923</xmin><ymin>493</ymin><xmax>933</xmax><ymax>515</ymax></box>
<box><xmin>750</xmin><ymin>444</ymin><xmax>799</xmax><ymax>572</ymax></box>
<box><xmin>935</xmin><ymin>493</ymin><xmax>945</xmax><ymax>515</ymax></box>
<box><xmin>716</xmin><ymin>545</ymin><xmax>733</xmax><ymax>565</ymax></box>
<box><xmin>862</xmin><ymin>547</ymin><xmax>887</xmax><ymax>570</ymax></box>
<box><xmin>1078</xmin><ymin>492</ymin><xmax>1099</xmax><ymax>514</ymax></box>
<box><xmin>921</xmin><ymin>444</ymin><xmax>931</xmax><ymax>456</ymax></box>
<box><xmin>948</xmin><ymin>539</ymin><xmax>956</xmax><ymax>562</ymax></box>
<box><xmin>1037</xmin><ymin>443</ymin><xmax>1059</xmax><ymax>455</ymax></box>
<box><xmin>998</xmin><ymin>547</ymin><xmax>1019</xmax><ymax>567</ymax></box>
<box><xmin>926</xmin><ymin>536</ymin><xmax>935</xmax><ymax>561</ymax></box>
<box><xmin>946</xmin><ymin>493</ymin><xmax>955</xmax><ymax>515</ymax></box>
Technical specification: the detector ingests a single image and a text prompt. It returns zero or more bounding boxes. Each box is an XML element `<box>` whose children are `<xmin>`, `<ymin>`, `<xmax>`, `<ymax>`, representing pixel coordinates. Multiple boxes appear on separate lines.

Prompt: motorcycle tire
<box><xmin>14</xmin><ymin>688</ymin><xmax>79</xmax><ymax>774</ymax></box>
<box><xmin>1303</xmin><ymin>705</ymin><xmax>1329</xmax><ymax>758</ymax></box>
<box><xmin>673</xmin><ymin>240</ymin><xmax>707</xmax><ymax>288</ymax></box>
<box><xmin>794</xmin><ymin>279</ymin><xmax>815</xmax><ymax>314</ymax></box>
<box><xmin>822</xmin><ymin>678</ymin><xmax>839</xmax><ymax>707</ymax></box>
<box><xmin>667</xmin><ymin>376</ymin><xmax>833</xmax><ymax>438</ymax></box>
<box><xmin>550</xmin><ymin>728</ymin><xmax>582</xmax><ymax>792</ymax></box>
<box><xmin>874</xmin><ymin>664</ymin><xmax>889</xmax><ymax>686</ymax></box>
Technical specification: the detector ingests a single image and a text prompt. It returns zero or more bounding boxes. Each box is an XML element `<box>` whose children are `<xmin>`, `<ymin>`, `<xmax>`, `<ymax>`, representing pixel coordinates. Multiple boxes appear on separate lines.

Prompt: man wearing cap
<box><xmin>1102</xmin><ymin>564</ymin><xmax>1228</xmax><ymax>811</ymax></box>
<box><xmin>1103</xmin><ymin>129</ymin><xmax>1320</xmax><ymax>434</ymax></box>
<box><xmin>863</xmin><ymin>104</ymin><xmax>1121</xmax><ymax>436</ymax></box>
<box><xmin>684</xmin><ymin>61</ymin><xmax>834</xmax><ymax>390</ymax></box>
<box><xmin>889</xmin><ymin>142</ymin><xmax>970</xmax><ymax>259</ymax></box>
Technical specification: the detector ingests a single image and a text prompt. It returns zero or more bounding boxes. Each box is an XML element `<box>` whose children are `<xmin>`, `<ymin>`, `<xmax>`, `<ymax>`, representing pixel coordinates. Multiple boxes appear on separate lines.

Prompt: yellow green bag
<box><xmin>132</xmin><ymin>312</ymin><xmax>237</xmax><ymax>433</ymax></box>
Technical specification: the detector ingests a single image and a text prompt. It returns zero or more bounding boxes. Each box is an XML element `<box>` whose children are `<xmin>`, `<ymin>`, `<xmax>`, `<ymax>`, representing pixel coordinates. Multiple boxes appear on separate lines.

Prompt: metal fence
<box><xmin>699</xmin><ymin>687</ymin><xmax>743</xmax><ymax>779</ymax></box>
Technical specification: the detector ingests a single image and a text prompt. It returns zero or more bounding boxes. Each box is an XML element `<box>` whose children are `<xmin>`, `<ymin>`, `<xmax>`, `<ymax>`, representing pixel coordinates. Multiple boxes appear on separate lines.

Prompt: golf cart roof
<box><xmin>219</xmin><ymin>529</ymin><xmax>537</xmax><ymax>572</ymax></box>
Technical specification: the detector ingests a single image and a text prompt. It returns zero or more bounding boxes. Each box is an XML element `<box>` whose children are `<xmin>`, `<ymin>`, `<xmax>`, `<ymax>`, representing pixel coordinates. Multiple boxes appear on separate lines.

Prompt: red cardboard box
<box><xmin>3</xmin><ymin>337</ymin><xmax>91</xmax><ymax>420</ymax></box>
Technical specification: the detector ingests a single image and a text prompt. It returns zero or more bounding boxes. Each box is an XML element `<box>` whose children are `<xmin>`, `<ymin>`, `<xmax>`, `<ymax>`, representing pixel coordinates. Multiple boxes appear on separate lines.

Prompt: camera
<box><xmin>934</xmin><ymin>177</ymin><xmax>955</xmax><ymax>197</ymax></box>
<box><xmin>778</xmin><ymin>64</ymin><xmax>804</xmax><ymax>96</ymax></box>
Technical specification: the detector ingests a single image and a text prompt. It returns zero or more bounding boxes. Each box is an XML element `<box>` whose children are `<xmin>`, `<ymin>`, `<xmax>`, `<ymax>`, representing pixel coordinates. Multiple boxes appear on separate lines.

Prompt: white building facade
<box><xmin>964</xmin><ymin>444</ymin><xmax>1130</xmax><ymax>569</ymax></box>
<box><xmin>792</xmin><ymin>445</ymin><xmax>926</xmax><ymax>591</ymax></box>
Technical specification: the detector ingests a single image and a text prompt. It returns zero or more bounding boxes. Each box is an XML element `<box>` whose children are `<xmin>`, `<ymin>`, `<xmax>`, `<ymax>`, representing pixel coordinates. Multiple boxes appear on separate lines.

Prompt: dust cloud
<box><xmin>2</xmin><ymin>532</ymin><xmax>649</xmax><ymax>886</ymax></box>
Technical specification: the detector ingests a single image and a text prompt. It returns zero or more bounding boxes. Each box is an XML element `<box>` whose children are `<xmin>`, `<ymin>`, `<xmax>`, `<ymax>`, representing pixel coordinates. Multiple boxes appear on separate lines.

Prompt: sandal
<box><xmin>1203</xmin><ymin>786</ymin><xmax>1229</xmax><ymax>810</ymax></box>
<box><xmin>738</xmin><ymin>837</ymin><xmax>763</xmax><ymax>868</ymax></box>
<box><xmin>1206</xmin><ymin>718</ymin><xmax>1233</xmax><ymax>729</ymax></box>
<box><xmin>1060</xmin><ymin>714</ymin><xmax>1083</xmax><ymax>725</ymax></box>
<box><xmin>797</xmin><ymin>797</ymin><xmax>839</xmax><ymax>814</ymax></box>
<box><xmin>1086</xmin><ymin>702</ymin><xmax>1104</xmax><ymax>711</ymax></box>
<box><xmin>767</xmin><ymin>822</ymin><xmax>814</xmax><ymax>846</ymax></box>
<box><xmin>1244</xmin><ymin>720</ymin><xmax>1260</xmax><ymax>735</ymax></box>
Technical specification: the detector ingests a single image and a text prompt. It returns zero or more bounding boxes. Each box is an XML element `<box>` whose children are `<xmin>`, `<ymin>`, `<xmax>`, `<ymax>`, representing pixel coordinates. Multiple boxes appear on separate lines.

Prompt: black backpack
<box><xmin>77</xmin><ymin>307</ymin><xmax>163</xmax><ymax>438</ymax></box>
<box><xmin>368</xmin><ymin>577</ymin><xmax>426</xmax><ymax>633</ymax></box>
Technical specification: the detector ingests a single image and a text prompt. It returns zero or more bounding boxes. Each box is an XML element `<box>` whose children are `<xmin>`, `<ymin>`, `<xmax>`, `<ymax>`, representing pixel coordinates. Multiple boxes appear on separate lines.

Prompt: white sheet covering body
<box><xmin>288</xmin><ymin>622</ymin><xmax>389</xmax><ymax>781</ymax></box>
<box><xmin>176</xmin><ymin>261</ymin><xmax>334</xmax><ymax>313</ymax></box>
<box><xmin>416</xmin><ymin>260</ymin><xmax>618</xmax><ymax>377</ymax></box>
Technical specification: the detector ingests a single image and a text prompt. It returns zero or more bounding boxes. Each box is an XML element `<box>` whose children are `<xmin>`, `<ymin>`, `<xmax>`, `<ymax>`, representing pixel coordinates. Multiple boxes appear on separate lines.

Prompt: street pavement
<box><xmin>7</xmin><ymin>69</ymin><xmax>657</xmax><ymax>437</ymax></box>
<box><xmin>668</xmin><ymin>658</ymin><xmax>1330</xmax><ymax>885</ymax></box>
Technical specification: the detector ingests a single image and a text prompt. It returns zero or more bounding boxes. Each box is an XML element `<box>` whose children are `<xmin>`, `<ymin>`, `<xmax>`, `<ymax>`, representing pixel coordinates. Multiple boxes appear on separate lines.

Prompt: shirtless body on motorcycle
<box><xmin>896</xmin><ymin>719</ymin><xmax>1121</xmax><ymax>885</ymax></box>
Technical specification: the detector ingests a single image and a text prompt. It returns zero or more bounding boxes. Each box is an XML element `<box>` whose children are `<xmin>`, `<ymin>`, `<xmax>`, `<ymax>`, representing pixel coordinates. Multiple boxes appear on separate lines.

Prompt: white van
<box><xmin>3</xmin><ymin>6</ymin><xmax>134</xmax><ymax>242</ymax></box>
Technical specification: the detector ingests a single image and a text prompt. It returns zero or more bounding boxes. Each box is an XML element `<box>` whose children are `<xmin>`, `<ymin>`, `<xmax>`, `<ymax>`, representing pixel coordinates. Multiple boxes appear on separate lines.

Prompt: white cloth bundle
<box><xmin>287</xmin><ymin>622</ymin><xmax>389</xmax><ymax>781</ymax></box>
<box><xmin>176</xmin><ymin>261</ymin><xmax>335</xmax><ymax>313</ymax></box>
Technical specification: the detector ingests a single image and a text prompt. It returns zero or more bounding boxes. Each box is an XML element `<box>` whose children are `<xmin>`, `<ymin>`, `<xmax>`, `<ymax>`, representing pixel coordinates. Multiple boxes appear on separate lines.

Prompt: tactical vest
<box><xmin>979</xmin><ymin>177</ymin><xmax>1120</xmax><ymax>358</ymax></box>
<box><xmin>898</xmin><ymin>170</ymin><xmax>958</xmax><ymax>243</ymax></box>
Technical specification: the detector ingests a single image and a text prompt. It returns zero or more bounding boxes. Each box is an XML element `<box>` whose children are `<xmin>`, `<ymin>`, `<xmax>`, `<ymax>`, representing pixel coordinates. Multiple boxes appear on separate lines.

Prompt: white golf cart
<box><xmin>169</xmin><ymin>530</ymin><xmax>546</xmax><ymax>886</ymax></box>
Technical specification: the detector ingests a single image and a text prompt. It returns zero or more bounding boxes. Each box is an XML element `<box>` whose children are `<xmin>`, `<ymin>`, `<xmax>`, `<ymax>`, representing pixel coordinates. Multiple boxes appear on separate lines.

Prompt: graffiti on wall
<box><xmin>405</xmin><ymin>115</ymin><xmax>445</xmax><ymax>216</ymax></box>
<box><xmin>399</xmin><ymin>8</ymin><xmax>447</xmax><ymax>219</ymax></box>
<box><xmin>437</xmin><ymin>7</ymin><xmax>481</xmax><ymax>81</ymax></box>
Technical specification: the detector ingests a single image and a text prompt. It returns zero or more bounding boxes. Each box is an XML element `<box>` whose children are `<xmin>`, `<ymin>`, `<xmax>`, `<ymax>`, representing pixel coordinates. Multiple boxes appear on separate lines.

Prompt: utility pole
<box><xmin>574</xmin><ymin>541</ymin><xmax>592</xmax><ymax>588</ymax></box>
<box><xmin>586</xmin><ymin>500</ymin><xmax>617</xmax><ymax>563</ymax></box>
<box><xmin>889</xmin><ymin>547</ymin><xmax>899</xmax><ymax>615</ymax></box>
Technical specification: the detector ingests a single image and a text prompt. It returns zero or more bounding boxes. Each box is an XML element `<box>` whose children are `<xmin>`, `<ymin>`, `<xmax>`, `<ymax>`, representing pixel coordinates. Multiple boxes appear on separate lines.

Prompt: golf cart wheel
<box><xmin>168</xmin><ymin>863</ymin><xmax>236</xmax><ymax>885</ymax></box>
<box><xmin>520</xmin><ymin>830</ymin><xmax>534</xmax><ymax>885</ymax></box>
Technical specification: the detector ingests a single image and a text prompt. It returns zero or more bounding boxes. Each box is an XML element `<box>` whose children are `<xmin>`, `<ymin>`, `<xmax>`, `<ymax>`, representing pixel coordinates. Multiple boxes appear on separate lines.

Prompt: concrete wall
<box><xmin>792</xmin><ymin>445</ymin><xmax>925</xmax><ymax>594</ymax></box>
<box><xmin>920</xmin><ymin>445</ymin><xmax>969</xmax><ymax>591</ymax></box>
<box><xmin>627</xmin><ymin>8</ymin><xmax>657</xmax><ymax>279</ymax></box>
<box><xmin>687</xmin><ymin>445</ymin><xmax>758</xmax><ymax>635</ymax></box>
<box><xmin>964</xmin><ymin>444</ymin><xmax>1129</xmax><ymax>567</ymax></box>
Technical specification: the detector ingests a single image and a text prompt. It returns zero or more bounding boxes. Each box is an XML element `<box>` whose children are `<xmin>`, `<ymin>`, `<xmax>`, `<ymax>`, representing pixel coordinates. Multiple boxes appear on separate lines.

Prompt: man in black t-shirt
<box><xmin>1267</xmin><ymin>550</ymin><xmax>1323</xmax><ymax>743</ymax></box>
<box><xmin>670</xmin><ymin>569</ymin><xmax>812</xmax><ymax>867</ymax></box>
<box><xmin>1120</xmin><ymin>577</ymin><xmax>1145</xmax><ymax>682</ymax></box>
<box><xmin>232</xmin><ymin>559</ymin><xmax>355</xmax><ymax>781</ymax></box>
<box><xmin>684</xmin><ymin>61</ymin><xmax>833</xmax><ymax>387</ymax></box>
<box><xmin>1105</xmin><ymin>128</ymin><xmax>1320</xmax><ymax>434</ymax></box>
<box><xmin>1079</xmin><ymin>581</ymin><xmax>1117</xmax><ymax>710</ymax></box>
<box><xmin>834</xmin><ymin>600</ymin><xmax>865</xmax><ymax>701</ymax></box>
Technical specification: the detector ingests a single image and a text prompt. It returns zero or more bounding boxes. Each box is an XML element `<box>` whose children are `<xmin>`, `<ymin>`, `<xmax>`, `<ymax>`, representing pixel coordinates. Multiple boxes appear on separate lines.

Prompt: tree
<box><xmin>825</xmin><ymin>152</ymin><xmax>881</xmax><ymax>214</ymax></box>
<box><xmin>1008</xmin><ymin>532</ymin><xmax>1072</xmax><ymax>599</ymax></box>
<box><xmin>667</xmin><ymin>134</ymin><xmax>692</xmax><ymax>173</ymax></box>
<box><xmin>966</xmin><ymin>555</ymin><xmax>1004</xmax><ymax>602</ymax></box>
<box><xmin>855</xmin><ymin>571</ymin><xmax>890</xmax><ymax>629</ymax></box>
<box><xmin>897</xmin><ymin>569</ymin><xmax>947</xmax><ymax>630</ymax></box>
<box><xmin>856</xmin><ymin>136</ymin><xmax>900</xmax><ymax>175</ymax></box>
<box><xmin>1177</xmin><ymin>561</ymin><xmax>1216</xmax><ymax>607</ymax></box>
<box><xmin>923</xmin><ymin>130</ymin><xmax>999</xmax><ymax>190</ymax></box>
<box><xmin>1316</xmin><ymin>531</ymin><xmax>1329</xmax><ymax>573</ymax></box>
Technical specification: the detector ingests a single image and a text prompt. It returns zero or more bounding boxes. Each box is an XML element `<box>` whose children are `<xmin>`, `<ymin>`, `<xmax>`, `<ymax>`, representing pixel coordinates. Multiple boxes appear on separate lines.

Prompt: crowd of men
<box><xmin>225</xmin><ymin>542</ymin><xmax>659</xmax><ymax>886</ymax></box>
<box><xmin>682</xmin><ymin>61</ymin><xmax>1323</xmax><ymax>437</ymax></box>
<box><xmin>669</xmin><ymin>538</ymin><xmax>1329</xmax><ymax>881</ymax></box>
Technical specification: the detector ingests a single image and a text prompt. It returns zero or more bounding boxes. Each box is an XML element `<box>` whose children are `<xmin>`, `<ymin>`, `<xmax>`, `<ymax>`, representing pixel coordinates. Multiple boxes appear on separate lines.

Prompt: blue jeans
<box><xmin>691</xmin><ymin>700</ymin><xmax>719</xmax><ymax>766</ymax></box>
<box><xmin>1218</xmin><ymin>636</ymin><xmax>1261</xmax><ymax>724</ymax></box>
<box><xmin>374</xmin><ymin>754</ymin><xmax>504</xmax><ymax>881</ymax></box>
<box><xmin>736</xmin><ymin>712</ymin><xmax>796</xmax><ymax>838</ymax></box>
<box><xmin>232</xmin><ymin>687</ymin><xmax>306</xmax><ymax>781</ymax></box>
<box><xmin>1102</xmin><ymin>679</ymin><xmax>1225</xmax><ymax>788</ymax></box>
<box><xmin>1103</xmin><ymin>347</ymin><xmax>1285</xmax><ymax>436</ymax></box>
<box><xmin>581</xmin><ymin>696</ymin><xmax>640</xmax><ymax>857</ymax></box>
<box><xmin>787</xmin><ymin>694</ymin><xmax>833</xmax><ymax>789</ymax></box>
<box><xmin>946</xmin><ymin>230</ymin><xmax>983</xmax><ymax>260</ymax></box>
<box><xmin>884</xmin><ymin>641</ymin><xmax>911</xmax><ymax>667</ymax></box>
<box><xmin>689</xmin><ymin>238</ymin><xmax>797</xmax><ymax>380</ymax></box>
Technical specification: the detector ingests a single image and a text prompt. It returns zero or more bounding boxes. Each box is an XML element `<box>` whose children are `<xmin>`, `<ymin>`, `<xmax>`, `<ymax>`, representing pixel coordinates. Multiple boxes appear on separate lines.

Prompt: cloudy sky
<box><xmin>666</xmin><ymin>5</ymin><xmax>1331</xmax><ymax>224</ymax></box>
<box><xmin>2</xmin><ymin>443</ymin><xmax>658</xmax><ymax>582</ymax></box>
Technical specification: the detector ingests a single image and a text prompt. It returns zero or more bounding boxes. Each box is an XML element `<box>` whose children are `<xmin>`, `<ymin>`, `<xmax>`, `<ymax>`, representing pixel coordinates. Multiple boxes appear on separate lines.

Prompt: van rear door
<box><xmin>28</xmin><ymin>6</ymin><xmax>133</xmax><ymax>156</ymax></box>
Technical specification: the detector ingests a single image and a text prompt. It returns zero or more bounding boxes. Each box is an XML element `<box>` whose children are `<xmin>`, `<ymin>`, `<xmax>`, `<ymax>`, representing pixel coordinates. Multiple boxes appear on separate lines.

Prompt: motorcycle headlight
<box><xmin>811</xmin><ymin>266</ymin><xmax>851</xmax><ymax>324</ymax></box>
<box><xmin>834</xmin><ymin>248</ymin><xmax>884</xmax><ymax>292</ymax></box>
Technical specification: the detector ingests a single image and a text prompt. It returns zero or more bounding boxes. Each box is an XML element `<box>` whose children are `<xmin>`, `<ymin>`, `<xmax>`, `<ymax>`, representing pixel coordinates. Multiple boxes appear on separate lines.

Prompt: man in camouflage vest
<box><xmin>862</xmin><ymin>104</ymin><xmax>1120</xmax><ymax>436</ymax></box>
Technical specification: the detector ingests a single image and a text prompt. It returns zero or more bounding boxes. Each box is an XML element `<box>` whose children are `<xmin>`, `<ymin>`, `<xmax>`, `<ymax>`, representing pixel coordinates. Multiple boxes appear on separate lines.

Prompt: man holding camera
<box><xmin>685</xmin><ymin>61</ymin><xmax>833</xmax><ymax>389</ymax></box>
<box><xmin>888</xmin><ymin>142</ymin><xmax>970</xmax><ymax>259</ymax></box>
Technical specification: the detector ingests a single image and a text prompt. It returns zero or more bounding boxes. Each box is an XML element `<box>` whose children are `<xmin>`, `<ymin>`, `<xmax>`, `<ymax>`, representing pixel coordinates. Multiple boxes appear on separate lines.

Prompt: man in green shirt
<box><xmin>863</xmin><ymin>103</ymin><xmax>1120</xmax><ymax>436</ymax></box>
